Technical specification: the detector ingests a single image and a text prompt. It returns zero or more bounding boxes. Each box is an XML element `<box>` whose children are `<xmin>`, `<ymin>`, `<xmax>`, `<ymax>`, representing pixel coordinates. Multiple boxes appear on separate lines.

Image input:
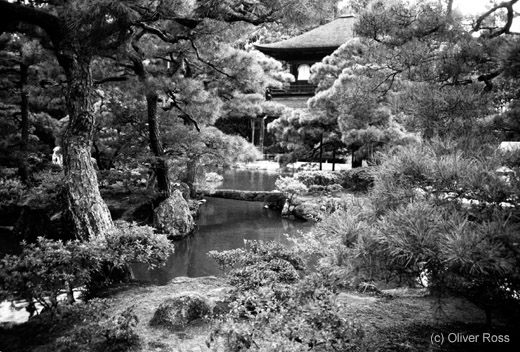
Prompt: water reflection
<box><xmin>210</xmin><ymin>168</ymin><xmax>284</xmax><ymax>191</ymax></box>
<box><xmin>132</xmin><ymin>198</ymin><xmax>312</xmax><ymax>285</ymax></box>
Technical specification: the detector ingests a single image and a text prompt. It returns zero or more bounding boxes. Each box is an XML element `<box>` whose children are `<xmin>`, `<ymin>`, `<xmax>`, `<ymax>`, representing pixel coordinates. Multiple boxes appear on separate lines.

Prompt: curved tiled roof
<box><xmin>255</xmin><ymin>15</ymin><xmax>356</xmax><ymax>52</ymax></box>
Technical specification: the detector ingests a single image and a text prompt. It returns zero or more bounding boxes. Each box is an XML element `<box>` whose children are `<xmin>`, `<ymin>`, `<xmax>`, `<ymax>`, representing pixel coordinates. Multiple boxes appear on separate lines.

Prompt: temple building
<box><xmin>255</xmin><ymin>15</ymin><xmax>357</xmax><ymax>108</ymax></box>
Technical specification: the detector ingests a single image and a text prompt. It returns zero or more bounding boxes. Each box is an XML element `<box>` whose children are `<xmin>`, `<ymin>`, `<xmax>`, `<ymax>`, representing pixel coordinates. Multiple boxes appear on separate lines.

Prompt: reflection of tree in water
<box><xmin>209</xmin><ymin>169</ymin><xmax>279</xmax><ymax>191</ymax></box>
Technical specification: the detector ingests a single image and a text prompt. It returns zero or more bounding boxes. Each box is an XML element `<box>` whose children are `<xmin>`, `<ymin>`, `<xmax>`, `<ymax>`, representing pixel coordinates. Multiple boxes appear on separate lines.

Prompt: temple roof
<box><xmin>255</xmin><ymin>15</ymin><xmax>356</xmax><ymax>61</ymax></box>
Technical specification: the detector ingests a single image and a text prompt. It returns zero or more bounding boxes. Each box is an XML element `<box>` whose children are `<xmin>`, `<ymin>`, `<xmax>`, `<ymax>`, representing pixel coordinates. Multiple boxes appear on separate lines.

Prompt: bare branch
<box><xmin>164</xmin><ymin>89</ymin><xmax>200</xmax><ymax>132</ymax></box>
<box><xmin>189</xmin><ymin>39</ymin><xmax>233</xmax><ymax>78</ymax></box>
<box><xmin>473</xmin><ymin>0</ymin><xmax>520</xmax><ymax>37</ymax></box>
<box><xmin>0</xmin><ymin>1</ymin><xmax>63</xmax><ymax>43</ymax></box>
<box><xmin>135</xmin><ymin>23</ymin><xmax>189</xmax><ymax>44</ymax></box>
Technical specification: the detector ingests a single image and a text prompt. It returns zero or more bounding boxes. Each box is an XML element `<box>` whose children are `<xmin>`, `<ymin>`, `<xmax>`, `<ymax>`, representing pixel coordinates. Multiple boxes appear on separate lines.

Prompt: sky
<box><xmin>337</xmin><ymin>0</ymin><xmax>500</xmax><ymax>16</ymax></box>
<box><xmin>453</xmin><ymin>0</ymin><xmax>490</xmax><ymax>15</ymax></box>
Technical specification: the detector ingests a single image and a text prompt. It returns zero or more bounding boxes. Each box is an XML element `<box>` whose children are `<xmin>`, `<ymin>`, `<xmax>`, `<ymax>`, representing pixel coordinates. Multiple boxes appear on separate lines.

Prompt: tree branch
<box><xmin>473</xmin><ymin>0</ymin><xmax>520</xmax><ymax>38</ymax></box>
<box><xmin>94</xmin><ymin>76</ymin><xmax>129</xmax><ymax>85</ymax></box>
<box><xmin>135</xmin><ymin>23</ymin><xmax>189</xmax><ymax>44</ymax></box>
<box><xmin>477</xmin><ymin>68</ymin><xmax>505</xmax><ymax>90</ymax></box>
<box><xmin>164</xmin><ymin>89</ymin><xmax>200</xmax><ymax>132</ymax></box>
<box><xmin>189</xmin><ymin>38</ymin><xmax>233</xmax><ymax>78</ymax></box>
<box><xmin>0</xmin><ymin>1</ymin><xmax>63</xmax><ymax>44</ymax></box>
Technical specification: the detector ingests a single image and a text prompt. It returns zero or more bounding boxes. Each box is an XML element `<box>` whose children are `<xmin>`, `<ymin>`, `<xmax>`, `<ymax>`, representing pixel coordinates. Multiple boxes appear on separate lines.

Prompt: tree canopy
<box><xmin>0</xmin><ymin>0</ymin><xmax>339</xmax><ymax>240</ymax></box>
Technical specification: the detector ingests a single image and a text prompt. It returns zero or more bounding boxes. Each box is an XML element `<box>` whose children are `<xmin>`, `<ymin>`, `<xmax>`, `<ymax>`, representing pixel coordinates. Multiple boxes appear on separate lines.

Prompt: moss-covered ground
<box><xmin>1</xmin><ymin>277</ymin><xmax>518</xmax><ymax>352</ymax></box>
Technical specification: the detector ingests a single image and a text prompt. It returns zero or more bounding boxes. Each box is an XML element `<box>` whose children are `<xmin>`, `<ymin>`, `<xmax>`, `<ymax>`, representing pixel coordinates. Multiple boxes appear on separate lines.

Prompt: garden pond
<box><xmin>132</xmin><ymin>168</ymin><xmax>312</xmax><ymax>284</ymax></box>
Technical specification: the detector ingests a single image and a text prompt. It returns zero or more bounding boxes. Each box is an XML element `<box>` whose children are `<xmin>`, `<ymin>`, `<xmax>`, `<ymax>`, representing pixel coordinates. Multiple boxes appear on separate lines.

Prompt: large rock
<box><xmin>153</xmin><ymin>190</ymin><xmax>195</xmax><ymax>240</ymax></box>
<box><xmin>293</xmin><ymin>202</ymin><xmax>322</xmax><ymax>221</ymax></box>
<box><xmin>149</xmin><ymin>293</ymin><xmax>211</xmax><ymax>331</ymax></box>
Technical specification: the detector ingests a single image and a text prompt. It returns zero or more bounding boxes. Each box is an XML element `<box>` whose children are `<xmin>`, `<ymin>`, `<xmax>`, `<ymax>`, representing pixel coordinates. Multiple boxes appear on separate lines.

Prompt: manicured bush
<box><xmin>209</xmin><ymin>240</ymin><xmax>305</xmax><ymax>290</ymax></box>
<box><xmin>295</xmin><ymin>170</ymin><xmax>341</xmax><ymax>187</ymax></box>
<box><xmin>207</xmin><ymin>241</ymin><xmax>365</xmax><ymax>351</ymax></box>
<box><xmin>274</xmin><ymin>176</ymin><xmax>308</xmax><ymax>200</ymax></box>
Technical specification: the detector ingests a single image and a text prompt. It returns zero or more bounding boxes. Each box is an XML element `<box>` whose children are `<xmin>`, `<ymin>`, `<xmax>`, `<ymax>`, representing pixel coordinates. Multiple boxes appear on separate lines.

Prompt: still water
<box><xmin>132</xmin><ymin>168</ymin><xmax>311</xmax><ymax>285</ymax></box>
<box><xmin>212</xmin><ymin>167</ymin><xmax>280</xmax><ymax>191</ymax></box>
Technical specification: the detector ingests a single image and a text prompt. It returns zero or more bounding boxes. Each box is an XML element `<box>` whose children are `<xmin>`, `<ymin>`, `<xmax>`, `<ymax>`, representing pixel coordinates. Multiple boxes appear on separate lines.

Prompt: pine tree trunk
<box><xmin>146</xmin><ymin>92</ymin><xmax>171</xmax><ymax>198</ymax></box>
<box><xmin>18</xmin><ymin>63</ymin><xmax>31</xmax><ymax>185</ymax></box>
<box><xmin>351</xmin><ymin>146</ymin><xmax>363</xmax><ymax>168</ymax></box>
<box><xmin>131</xmin><ymin>55</ymin><xmax>171</xmax><ymax>199</ymax></box>
<box><xmin>352</xmin><ymin>156</ymin><xmax>363</xmax><ymax>168</ymax></box>
<box><xmin>185</xmin><ymin>159</ymin><xmax>198</xmax><ymax>198</ymax></box>
<box><xmin>61</xmin><ymin>55</ymin><xmax>114</xmax><ymax>241</ymax></box>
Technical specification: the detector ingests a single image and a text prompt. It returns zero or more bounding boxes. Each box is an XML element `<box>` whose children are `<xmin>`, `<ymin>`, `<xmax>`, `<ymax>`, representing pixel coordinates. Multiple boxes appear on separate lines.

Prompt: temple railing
<box><xmin>272</xmin><ymin>82</ymin><xmax>317</xmax><ymax>96</ymax></box>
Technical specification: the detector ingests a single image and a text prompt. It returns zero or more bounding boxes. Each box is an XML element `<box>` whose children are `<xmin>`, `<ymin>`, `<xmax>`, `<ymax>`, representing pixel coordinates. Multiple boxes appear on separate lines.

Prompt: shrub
<box><xmin>0</xmin><ymin>238</ymin><xmax>101</xmax><ymax>310</ymax></box>
<box><xmin>308</xmin><ymin>183</ymin><xmax>344</xmax><ymax>195</ymax></box>
<box><xmin>207</xmin><ymin>241</ymin><xmax>365</xmax><ymax>351</ymax></box>
<box><xmin>295</xmin><ymin>170</ymin><xmax>341</xmax><ymax>187</ymax></box>
<box><xmin>370</xmin><ymin>200</ymin><xmax>520</xmax><ymax>324</ymax></box>
<box><xmin>335</xmin><ymin>140</ymin><xmax>520</xmax><ymax>325</ymax></box>
<box><xmin>0</xmin><ymin>222</ymin><xmax>174</xmax><ymax>311</ymax></box>
<box><xmin>337</xmin><ymin>168</ymin><xmax>374</xmax><ymax>192</ymax></box>
<box><xmin>205</xmin><ymin>172</ymin><xmax>224</xmax><ymax>183</ymax></box>
<box><xmin>275</xmin><ymin>176</ymin><xmax>308</xmax><ymax>200</ymax></box>
<box><xmin>0</xmin><ymin>177</ymin><xmax>26</xmax><ymax>204</ymax></box>
<box><xmin>51</xmin><ymin>302</ymin><xmax>141</xmax><ymax>352</ymax></box>
<box><xmin>209</xmin><ymin>240</ymin><xmax>305</xmax><ymax>291</ymax></box>
<box><xmin>369</xmin><ymin>141</ymin><xmax>519</xmax><ymax>215</ymax></box>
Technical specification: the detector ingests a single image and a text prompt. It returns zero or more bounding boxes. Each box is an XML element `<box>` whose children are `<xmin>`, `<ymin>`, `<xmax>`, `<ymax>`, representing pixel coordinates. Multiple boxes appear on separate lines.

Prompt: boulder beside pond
<box><xmin>149</xmin><ymin>294</ymin><xmax>211</xmax><ymax>331</ymax></box>
<box><xmin>153</xmin><ymin>190</ymin><xmax>195</xmax><ymax>240</ymax></box>
<box><xmin>293</xmin><ymin>202</ymin><xmax>322</xmax><ymax>221</ymax></box>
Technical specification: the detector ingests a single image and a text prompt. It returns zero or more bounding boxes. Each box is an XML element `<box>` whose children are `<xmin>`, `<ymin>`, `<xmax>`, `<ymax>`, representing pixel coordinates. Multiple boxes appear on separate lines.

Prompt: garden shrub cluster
<box><xmin>49</xmin><ymin>301</ymin><xmax>141</xmax><ymax>352</ymax></box>
<box><xmin>337</xmin><ymin>168</ymin><xmax>374</xmax><ymax>192</ymax></box>
<box><xmin>294</xmin><ymin>171</ymin><xmax>341</xmax><ymax>187</ymax></box>
<box><xmin>289</xmin><ymin>169</ymin><xmax>374</xmax><ymax>194</ymax></box>
<box><xmin>207</xmin><ymin>241</ymin><xmax>365</xmax><ymax>351</ymax></box>
<box><xmin>0</xmin><ymin>222</ymin><xmax>174</xmax><ymax>311</ymax></box>
<box><xmin>303</xmin><ymin>141</ymin><xmax>520</xmax><ymax>326</ymax></box>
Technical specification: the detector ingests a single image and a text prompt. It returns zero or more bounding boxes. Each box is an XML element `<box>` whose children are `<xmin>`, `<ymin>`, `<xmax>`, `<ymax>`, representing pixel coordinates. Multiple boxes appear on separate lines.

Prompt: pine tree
<box><xmin>0</xmin><ymin>0</ymin><xmax>337</xmax><ymax>240</ymax></box>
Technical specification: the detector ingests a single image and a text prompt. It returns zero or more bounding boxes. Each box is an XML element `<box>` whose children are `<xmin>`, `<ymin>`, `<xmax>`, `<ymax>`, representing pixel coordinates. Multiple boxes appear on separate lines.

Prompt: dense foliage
<box><xmin>0</xmin><ymin>222</ymin><xmax>173</xmax><ymax>311</ymax></box>
<box><xmin>2</xmin><ymin>0</ymin><xmax>520</xmax><ymax>350</ymax></box>
<box><xmin>208</xmin><ymin>241</ymin><xmax>365</xmax><ymax>351</ymax></box>
<box><xmin>301</xmin><ymin>141</ymin><xmax>520</xmax><ymax>326</ymax></box>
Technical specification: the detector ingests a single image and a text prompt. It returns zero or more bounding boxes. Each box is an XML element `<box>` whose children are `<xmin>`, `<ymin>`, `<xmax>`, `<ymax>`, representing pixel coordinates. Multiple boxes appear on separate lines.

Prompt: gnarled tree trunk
<box><xmin>146</xmin><ymin>92</ymin><xmax>171</xmax><ymax>198</ymax></box>
<box><xmin>61</xmin><ymin>54</ymin><xmax>114</xmax><ymax>241</ymax></box>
